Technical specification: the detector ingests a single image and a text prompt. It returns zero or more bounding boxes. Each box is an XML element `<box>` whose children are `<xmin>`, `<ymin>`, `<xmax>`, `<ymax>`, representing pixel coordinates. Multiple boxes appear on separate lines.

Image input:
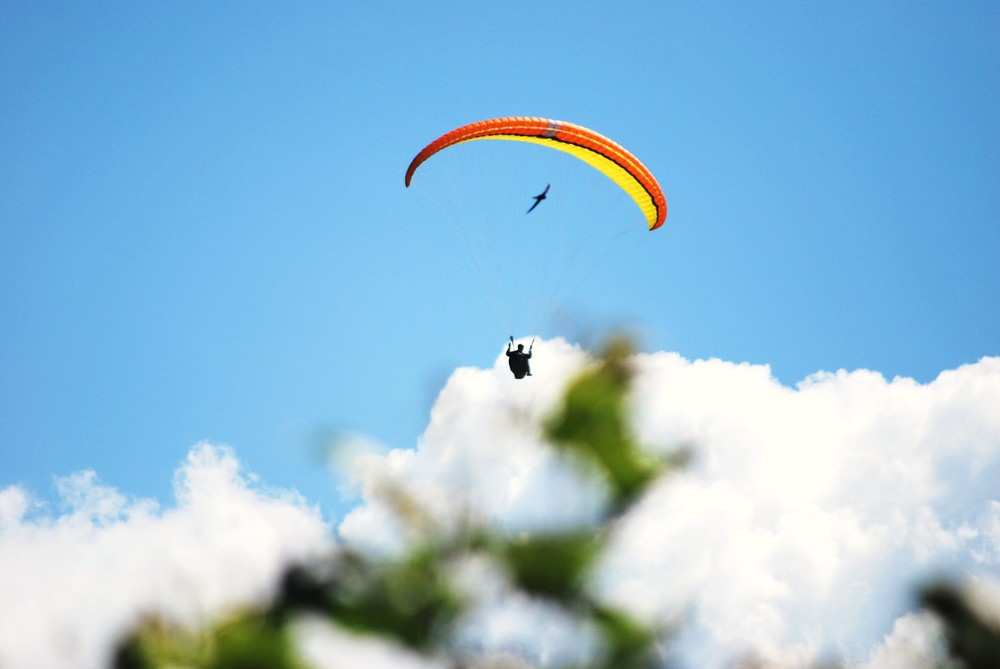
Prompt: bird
<box><xmin>526</xmin><ymin>184</ymin><xmax>550</xmax><ymax>213</ymax></box>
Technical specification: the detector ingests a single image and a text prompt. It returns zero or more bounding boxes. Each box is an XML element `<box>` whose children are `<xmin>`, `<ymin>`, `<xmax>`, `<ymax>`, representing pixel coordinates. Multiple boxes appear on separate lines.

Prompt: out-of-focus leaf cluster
<box><xmin>113</xmin><ymin>336</ymin><xmax>673</xmax><ymax>669</ymax></box>
<box><xmin>921</xmin><ymin>581</ymin><xmax>1000</xmax><ymax>669</ymax></box>
<box><xmin>114</xmin><ymin>613</ymin><xmax>304</xmax><ymax>669</ymax></box>
<box><xmin>274</xmin><ymin>547</ymin><xmax>466</xmax><ymax>652</ymax></box>
<box><xmin>545</xmin><ymin>337</ymin><xmax>661</xmax><ymax>512</ymax></box>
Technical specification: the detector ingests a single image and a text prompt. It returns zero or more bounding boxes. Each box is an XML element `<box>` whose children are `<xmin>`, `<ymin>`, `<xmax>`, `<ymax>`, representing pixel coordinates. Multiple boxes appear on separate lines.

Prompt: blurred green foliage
<box><xmin>502</xmin><ymin>532</ymin><xmax>601</xmax><ymax>602</ymax></box>
<box><xmin>273</xmin><ymin>546</ymin><xmax>465</xmax><ymax>651</ymax></box>
<box><xmin>921</xmin><ymin>581</ymin><xmax>1000</xmax><ymax>669</ymax></box>
<box><xmin>114</xmin><ymin>613</ymin><xmax>305</xmax><ymax>669</ymax></box>
<box><xmin>544</xmin><ymin>337</ymin><xmax>660</xmax><ymax>511</ymax></box>
<box><xmin>112</xmin><ymin>336</ymin><xmax>1000</xmax><ymax>669</ymax></box>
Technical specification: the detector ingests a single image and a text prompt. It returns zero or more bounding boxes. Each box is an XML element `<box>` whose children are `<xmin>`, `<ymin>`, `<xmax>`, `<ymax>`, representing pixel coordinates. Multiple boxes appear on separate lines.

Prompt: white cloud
<box><xmin>0</xmin><ymin>443</ymin><xmax>332</xmax><ymax>669</ymax></box>
<box><xmin>0</xmin><ymin>486</ymin><xmax>31</xmax><ymax>530</ymax></box>
<box><xmin>341</xmin><ymin>342</ymin><xmax>1000</xmax><ymax>668</ymax></box>
<box><xmin>3</xmin><ymin>344</ymin><xmax>997</xmax><ymax>669</ymax></box>
<box><xmin>853</xmin><ymin>611</ymin><xmax>945</xmax><ymax>669</ymax></box>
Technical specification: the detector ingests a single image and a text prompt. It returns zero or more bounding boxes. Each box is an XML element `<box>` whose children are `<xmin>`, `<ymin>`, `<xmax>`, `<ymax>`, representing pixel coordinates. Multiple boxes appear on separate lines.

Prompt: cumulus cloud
<box><xmin>0</xmin><ymin>443</ymin><xmax>332</xmax><ymax>669</ymax></box>
<box><xmin>340</xmin><ymin>340</ymin><xmax>1000</xmax><ymax>668</ymax></box>
<box><xmin>4</xmin><ymin>343</ymin><xmax>997</xmax><ymax>669</ymax></box>
<box><xmin>855</xmin><ymin>612</ymin><xmax>945</xmax><ymax>669</ymax></box>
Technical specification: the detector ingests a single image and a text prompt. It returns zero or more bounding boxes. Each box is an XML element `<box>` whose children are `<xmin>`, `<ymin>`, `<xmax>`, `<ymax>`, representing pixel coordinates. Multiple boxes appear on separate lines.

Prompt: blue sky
<box><xmin>3</xmin><ymin>1</ymin><xmax>999</xmax><ymax>521</ymax></box>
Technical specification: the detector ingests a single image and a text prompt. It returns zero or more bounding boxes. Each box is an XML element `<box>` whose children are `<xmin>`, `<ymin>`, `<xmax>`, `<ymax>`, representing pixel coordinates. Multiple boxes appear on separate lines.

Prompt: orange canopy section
<box><xmin>405</xmin><ymin>116</ymin><xmax>667</xmax><ymax>231</ymax></box>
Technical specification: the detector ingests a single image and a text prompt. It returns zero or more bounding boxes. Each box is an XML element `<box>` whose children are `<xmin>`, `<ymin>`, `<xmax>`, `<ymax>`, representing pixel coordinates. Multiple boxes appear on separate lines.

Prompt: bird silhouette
<box><xmin>526</xmin><ymin>184</ymin><xmax>550</xmax><ymax>213</ymax></box>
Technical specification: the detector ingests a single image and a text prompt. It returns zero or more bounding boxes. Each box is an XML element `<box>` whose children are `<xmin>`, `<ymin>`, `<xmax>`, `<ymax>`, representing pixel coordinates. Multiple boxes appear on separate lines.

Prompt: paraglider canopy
<box><xmin>406</xmin><ymin>116</ymin><xmax>667</xmax><ymax>231</ymax></box>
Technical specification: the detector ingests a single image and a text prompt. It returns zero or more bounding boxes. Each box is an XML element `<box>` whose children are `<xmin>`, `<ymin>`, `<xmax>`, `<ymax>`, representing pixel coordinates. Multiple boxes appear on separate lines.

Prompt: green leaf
<box><xmin>591</xmin><ymin>605</ymin><xmax>658</xmax><ymax>669</ymax></box>
<box><xmin>503</xmin><ymin>532</ymin><xmax>602</xmax><ymax>601</ymax></box>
